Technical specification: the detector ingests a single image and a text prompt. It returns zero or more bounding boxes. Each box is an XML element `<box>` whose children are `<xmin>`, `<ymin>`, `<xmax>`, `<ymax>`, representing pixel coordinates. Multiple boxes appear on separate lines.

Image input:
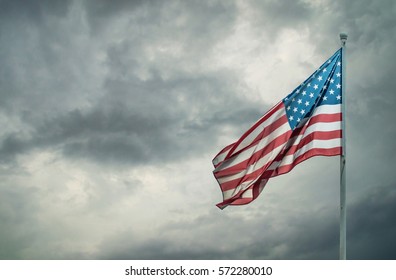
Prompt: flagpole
<box><xmin>339</xmin><ymin>33</ymin><xmax>348</xmax><ymax>260</ymax></box>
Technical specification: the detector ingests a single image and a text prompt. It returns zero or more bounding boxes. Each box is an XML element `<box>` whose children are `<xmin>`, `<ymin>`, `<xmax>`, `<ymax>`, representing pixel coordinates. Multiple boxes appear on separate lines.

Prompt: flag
<box><xmin>213</xmin><ymin>49</ymin><xmax>343</xmax><ymax>209</ymax></box>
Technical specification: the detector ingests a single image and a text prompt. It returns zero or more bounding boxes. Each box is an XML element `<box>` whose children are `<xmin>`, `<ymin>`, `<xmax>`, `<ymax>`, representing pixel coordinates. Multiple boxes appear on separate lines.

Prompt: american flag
<box><xmin>213</xmin><ymin>49</ymin><xmax>343</xmax><ymax>209</ymax></box>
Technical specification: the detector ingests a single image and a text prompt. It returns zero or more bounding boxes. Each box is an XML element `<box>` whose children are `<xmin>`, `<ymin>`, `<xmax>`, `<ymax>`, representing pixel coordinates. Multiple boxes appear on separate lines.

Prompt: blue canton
<box><xmin>283</xmin><ymin>49</ymin><xmax>342</xmax><ymax>130</ymax></box>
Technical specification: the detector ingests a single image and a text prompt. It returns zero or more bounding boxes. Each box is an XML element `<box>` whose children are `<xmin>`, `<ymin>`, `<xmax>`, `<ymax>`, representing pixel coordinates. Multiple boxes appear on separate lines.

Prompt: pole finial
<box><xmin>340</xmin><ymin>33</ymin><xmax>348</xmax><ymax>46</ymax></box>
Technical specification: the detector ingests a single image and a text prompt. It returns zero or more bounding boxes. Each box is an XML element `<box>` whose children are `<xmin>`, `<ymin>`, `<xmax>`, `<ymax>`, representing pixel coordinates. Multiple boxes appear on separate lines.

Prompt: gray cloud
<box><xmin>0</xmin><ymin>0</ymin><xmax>395</xmax><ymax>260</ymax></box>
<box><xmin>348</xmin><ymin>184</ymin><xmax>396</xmax><ymax>259</ymax></box>
<box><xmin>0</xmin><ymin>70</ymin><xmax>262</xmax><ymax>165</ymax></box>
<box><xmin>248</xmin><ymin>0</ymin><xmax>313</xmax><ymax>32</ymax></box>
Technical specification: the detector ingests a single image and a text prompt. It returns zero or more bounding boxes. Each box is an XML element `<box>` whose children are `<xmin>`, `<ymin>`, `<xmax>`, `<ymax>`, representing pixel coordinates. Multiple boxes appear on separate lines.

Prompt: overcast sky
<box><xmin>1</xmin><ymin>0</ymin><xmax>395</xmax><ymax>260</ymax></box>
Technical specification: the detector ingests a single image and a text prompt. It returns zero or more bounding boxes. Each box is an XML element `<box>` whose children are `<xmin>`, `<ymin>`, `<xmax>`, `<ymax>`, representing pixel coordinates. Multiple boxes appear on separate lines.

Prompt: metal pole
<box><xmin>339</xmin><ymin>33</ymin><xmax>347</xmax><ymax>260</ymax></box>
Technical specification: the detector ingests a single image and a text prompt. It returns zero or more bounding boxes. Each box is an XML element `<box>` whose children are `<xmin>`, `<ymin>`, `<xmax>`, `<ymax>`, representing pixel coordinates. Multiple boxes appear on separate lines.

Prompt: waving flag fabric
<box><xmin>213</xmin><ymin>49</ymin><xmax>343</xmax><ymax>209</ymax></box>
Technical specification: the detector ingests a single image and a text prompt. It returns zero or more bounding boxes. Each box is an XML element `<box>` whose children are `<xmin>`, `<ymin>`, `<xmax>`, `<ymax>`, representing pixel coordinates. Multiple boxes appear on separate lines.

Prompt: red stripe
<box><xmin>282</xmin><ymin>130</ymin><xmax>341</xmax><ymax>158</ymax></box>
<box><xmin>311</xmin><ymin>112</ymin><xmax>341</xmax><ymax>123</ymax></box>
<box><xmin>225</xmin><ymin>102</ymin><xmax>284</xmax><ymax>160</ymax></box>
<box><xmin>214</xmin><ymin>130</ymin><xmax>292</xmax><ymax>179</ymax></box>
<box><xmin>216</xmin><ymin>195</ymin><xmax>253</xmax><ymax>209</ymax></box>
<box><xmin>273</xmin><ymin>147</ymin><xmax>342</xmax><ymax>177</ymax></box>
<box><xmin>293</xmin><ymin>113</ymin><xmax>341</xmax><ymax>136</ymax></box>
<box><xmin>226</xmin><ymin>114</ymin><xmax>288</xmax><ymax>160</ymax></box>
<box><xmin>230</xmin><ymin>197</ymin><xmax>253</xmax><ymax>205</ymax></box>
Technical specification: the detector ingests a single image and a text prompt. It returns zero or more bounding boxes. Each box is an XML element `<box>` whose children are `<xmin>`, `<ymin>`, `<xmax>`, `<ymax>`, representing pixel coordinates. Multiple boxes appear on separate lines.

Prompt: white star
<box><xmin>289</xmin><ymin>116</ymin><xmax>294</xmax><ymax>121</ymax></box>
<box><xmin>323</xmin><ymin>96</ymin><xmax>328</xmax><ymax>101</ymax></box>
<box><xmin>300</xmin><ymin>109</ymin><xmax>305</xmax><ymax>114</ymax></box>
<box><xmin>329</xmin><ymin>89</ymin><xmax>335</xmax><ymax>95</ymax></box>
<box><xmin>302</xmin><ymin>91</ymin><xmax>307</xmax><ymax>96</ymax></box>
<box><xmin>297</xmin><ymin>99</ymin><xmax>302</xmax><ymax>104</ymax></box>
<box><xmin>292</xmin><ymin>98</ymin><xmax>295</xmax><ymax>102</ymax></box>
<box><xmin>327</xmin><ymin>60</ymin><xmax>331</xmax><ymax>64</ymax></box>
<box><xmin>313</xmin><ymin>84</ymin><xmax>318</xmax><ymax>90</ymax></box>
<box><xmin>287</xmin><ymin>106</ymin><xmax>291</xmax><ymax>111</ymax></box>
<box><xmin>337</xmin><ymin>62</ymin><xmax>341</xmax><ymax>66</ymax></box>
<box><xmin>293</xmin><ymin>107</ymin><xmax>298</xmax><ymax>112</ymax></box>
<box><xmin>297</xmin><ymin>118</ymin><xmax>301</xmax><ymax>122</ymax></box>
<box><xmin>307</xmin><ymin>83</ymin><xmax>311</xmax><ymax>87</ymax></box>
<box><xmin>318</xmin><ymin>76</ymin><xmax>323</xmax><ymax>81</ymax></box>
<box><xmin>323</xmin><ymin>85</ymin><xmax>327</xmax><ymax>89</ymax></box>
<box><xmin>309</xmin><ymin>92</ymin><xmax>314</xmax><ymax>98</ymax></box>
<box><xmin>323</xmin><ymin>68</ymin><xmax>327</xmax><ymax>73</ymax></box>
<box><xmin>336</xmin><ymin>83</ymin><xmax>341</xmax><ymax>89</ymax></box>
<box><xmin>330</xmin><ymin>79</ymin><xmax>334</xmax><ymax>84</ymax></box>
<box><xmin>305</xmin><ymin>101</ymin><xmax>310</xmax><ymax>106</ymax></box>
<box><xmin>296</xmin><ymin>89</ymin><xmax>300</xmax><ymax>93</ymax></box>
<box><xmin>336</xmin><ymin>72</ymin><xmax>341</xmax><ymax>78</ymax></box>
<box><xmin>336</xmin><ymin>95</ymin><xmax>341</xmax><ymax>100</ymax></box>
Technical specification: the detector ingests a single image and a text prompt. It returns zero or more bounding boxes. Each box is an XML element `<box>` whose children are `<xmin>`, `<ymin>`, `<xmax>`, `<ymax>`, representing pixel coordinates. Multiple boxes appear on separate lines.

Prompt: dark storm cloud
<box><xmin>83</xmin><ymin>0</ymin><xmax>239</xmax><ymax>61</ymax></box>
<box><xmin>348</xmin><ymin>184</ymin><xmax>396</xmax><ymax>259</ymax></box>
<box><xmin>1</xmin><ymin>0</ymin><xmax>396</xmax><ymax>260</ymax></box>
<box><xmin>0</xmin><ymin>0</ymin><xmax>71</xmax><ymax>20</ymax></box>
<box><xmin>0</xmin><ymin>69</ymin><xmax>262</xmax><ymax>165</ymax></box>
<box><xmin>333</xmin><ymin>0</ymin><xmax>396</xmax><ymax>46</ymax></box>
<box><xmin>0</xmin><ymin>0</ymin><xmax>254</xmax><ymax>166</ymax></box>
<box><xmin>0</xmin><ymin>0</ymin><xmax>101</xmax><ymax>128</ymax></box>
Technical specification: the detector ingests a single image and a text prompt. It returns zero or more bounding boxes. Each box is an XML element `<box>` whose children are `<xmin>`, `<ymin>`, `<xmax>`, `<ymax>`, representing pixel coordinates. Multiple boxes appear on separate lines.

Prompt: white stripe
<box><xmin>214</xmin><ymin>120</ymin><xmax>290</xmax><ymax>173</ymax></box>
<box><xmin>313</xmin><ymin>104</ymin><xmax>341</xmax><ymax>115</ymax></box>
<box><xmin>295</xmin><ymin>104</ymin><xmax>341</xmax><ymax>129</ymax></box>
<box><xmin>280</xmin><ymin>138</ymin><xmax>341</xmax><ymax>166</ymax></box>
<box><xmin>212</xmin><ymin>147</ymin><xmax>231</xmax><ymax>166</ymax></box>
<box><xmin>223</xmin><ymin>185</ymin><xmax>254</xmax><ymax>200</ymax></box>
<box><xmin>222</xmin><ymin>179</ymin><xmax>267</xmax><ymax>201</ymax></box>
<box><xmin>266</xmin><ymin>160</ymin><xmax>281</xmax><ymax>173</ymax></box>
<box><xmin>222</xmin><ymin>179</ymin><xmax>255</xmax><ymax>200</ymax></box>
<box><xmin>285</xmin><ymin>121</ymin><xmax>341</xmax><ymax>150</ymax></box>
<box><xmin>213</xmin><ymin>103</ymin><xmax>285</xmax><ymax>166</ymax></box>
<box><xmin>217</xmin><ymin>143</ymin><xmax>285</xmax><ymax>184</ymax></box>
<box><xmin>241</xmin><ymin>189</ymin><xmax>253</xmax><ymax>199</ymax></box>
<box><xmin>305</xmin><ymin>121</ymin><xmax>341</xmax><ymax>134</ymax></box>
<box><xmin>231</xmin><ymin>104</ymin><xmax>285</xmax><ymax>155</ymax></box>
<box><xmin>272</xmin><ymin>138</ymin><xmax>341</xmax><ymax>169</ymax></box>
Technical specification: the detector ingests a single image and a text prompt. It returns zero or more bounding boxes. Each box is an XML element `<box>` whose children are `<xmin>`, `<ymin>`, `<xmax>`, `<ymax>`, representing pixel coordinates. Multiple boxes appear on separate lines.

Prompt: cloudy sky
<box><xmin>1</xmin><ymin>0</ymin><xmax>395</xmax><ymax>260</ymax></box>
